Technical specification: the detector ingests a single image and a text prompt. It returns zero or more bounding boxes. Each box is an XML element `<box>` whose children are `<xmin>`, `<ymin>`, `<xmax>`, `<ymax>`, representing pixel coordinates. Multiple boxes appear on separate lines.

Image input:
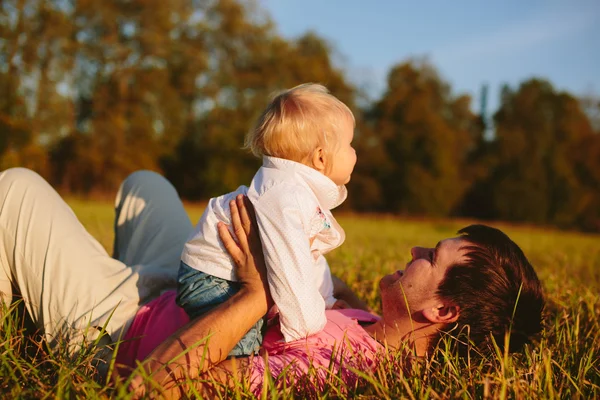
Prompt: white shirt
<box><xmin>181</xmin><ymin>156</ymin><xmax>347</xmax><ymax>342</ymax></box>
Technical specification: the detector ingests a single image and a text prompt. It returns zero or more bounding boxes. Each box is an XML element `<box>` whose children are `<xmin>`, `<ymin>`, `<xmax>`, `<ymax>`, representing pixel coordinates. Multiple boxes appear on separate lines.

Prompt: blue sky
<box><xmin>260</xmin><ymin>0</ymin><xmax>600</xmax><ymax>113</ymax></box>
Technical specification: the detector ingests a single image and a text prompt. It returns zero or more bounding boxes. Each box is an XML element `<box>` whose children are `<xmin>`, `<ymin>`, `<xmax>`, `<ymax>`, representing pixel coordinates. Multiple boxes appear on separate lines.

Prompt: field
<box><xmin>1</xmin><ymin>199</ymin><xmax>599</xmax><ymax>398</ymax></box>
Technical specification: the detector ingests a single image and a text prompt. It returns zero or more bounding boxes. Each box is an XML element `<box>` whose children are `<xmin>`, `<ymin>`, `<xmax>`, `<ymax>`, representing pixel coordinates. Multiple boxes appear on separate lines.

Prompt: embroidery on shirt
<box><xmin>316</xmin><ymin>207</ymin><xmax>331</xmax><ymax>229</ymax></box>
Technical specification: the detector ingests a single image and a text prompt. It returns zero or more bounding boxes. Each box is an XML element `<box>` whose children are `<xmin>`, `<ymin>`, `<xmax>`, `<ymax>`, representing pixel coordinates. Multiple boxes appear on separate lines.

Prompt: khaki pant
<box><xmin>0</xmin><ymin>168</ymin><xmax>192</xmax><ymax>352</ymax></box>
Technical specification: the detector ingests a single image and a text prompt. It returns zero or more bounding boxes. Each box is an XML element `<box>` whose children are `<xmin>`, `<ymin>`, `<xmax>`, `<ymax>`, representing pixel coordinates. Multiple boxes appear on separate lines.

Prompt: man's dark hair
<box><xmin>434</xmin><ymin>224</ymin><xmax>544</xmax><ymax>355</ymax></box>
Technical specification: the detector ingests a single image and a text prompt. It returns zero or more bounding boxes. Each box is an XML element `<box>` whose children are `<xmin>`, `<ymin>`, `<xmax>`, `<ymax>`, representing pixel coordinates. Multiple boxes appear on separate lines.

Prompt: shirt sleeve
<box><xmin>253</xmin><ymin>186</ymin><xmax>327</xmax><ymax>342</ymax></box>
<box><xmin>314</xmin><ymin>255</ymin><xmax>336</xmax><ymax>309</ymax></box>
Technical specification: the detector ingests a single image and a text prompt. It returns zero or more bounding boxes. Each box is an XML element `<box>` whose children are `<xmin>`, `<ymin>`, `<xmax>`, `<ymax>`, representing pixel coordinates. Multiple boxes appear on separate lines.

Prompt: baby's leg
<box><xmin>0</xmin><ymin>168</ymin><xmax>139</xmax><ymax>349</ymax></box>
<box><xmin>176</xmin><ymin>265</ymin><xmax>236</xmax><ymax>318</ymax></box>
<box><xmin>229</xmin><ymin>317</ymin><xmax>265</xmax><ymax>357</ymax></box>
<box><xmin>113</xmin><ymin>170</ymin><xmax>193</xmax><ymax>305</ymax></box>
<box><xmin>175</xmin><ymin>263</ymin><xmax>265</xmax><ymax>357</ymax></box>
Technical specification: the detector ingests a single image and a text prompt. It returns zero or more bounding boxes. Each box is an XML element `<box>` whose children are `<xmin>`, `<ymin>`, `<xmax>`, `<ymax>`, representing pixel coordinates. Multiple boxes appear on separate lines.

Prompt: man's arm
<box><xmin>131</xmin><ymin>195</ymin><xmax>271</xmax><ymax>399</ymax></box>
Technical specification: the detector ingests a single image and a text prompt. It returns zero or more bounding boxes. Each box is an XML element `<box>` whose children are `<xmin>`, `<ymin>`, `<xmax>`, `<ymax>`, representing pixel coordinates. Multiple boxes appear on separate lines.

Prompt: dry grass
<box><xmin>1</xmin><ymin>199</ymin><xmax>598</xmax><ymax>398</ymax></box>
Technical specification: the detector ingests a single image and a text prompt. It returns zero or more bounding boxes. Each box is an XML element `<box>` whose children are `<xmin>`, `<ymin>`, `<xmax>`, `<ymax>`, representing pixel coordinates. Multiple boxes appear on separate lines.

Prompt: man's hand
<box><xmin>127</xmin><ymin>195</ymin><xmax>271</xmax><ymax>399</ymax></box>
<box><xmin>217</xmin><ymin>194</ymin><xmax>273</xmax><ymax>309</ymax></box>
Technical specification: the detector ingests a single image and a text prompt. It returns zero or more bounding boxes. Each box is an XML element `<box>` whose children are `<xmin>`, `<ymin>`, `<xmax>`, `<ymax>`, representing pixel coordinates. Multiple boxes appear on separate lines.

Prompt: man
<box><xmin>129</xmin><ymin>195</ymin><xmax>543</xmax><ymax>398</ymax></box>
<box><xmin>0</xmin><ymin>168</ymin><xmax>543</xmax><ymax>397</ymax></box>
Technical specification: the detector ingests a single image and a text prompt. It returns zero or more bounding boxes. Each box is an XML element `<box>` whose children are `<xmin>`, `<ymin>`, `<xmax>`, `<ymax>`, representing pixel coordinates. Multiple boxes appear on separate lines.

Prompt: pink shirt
<box><xmin>116</xmin><ymin>291</ymin><xmax>383</xmax><ymax>394</ymax></box>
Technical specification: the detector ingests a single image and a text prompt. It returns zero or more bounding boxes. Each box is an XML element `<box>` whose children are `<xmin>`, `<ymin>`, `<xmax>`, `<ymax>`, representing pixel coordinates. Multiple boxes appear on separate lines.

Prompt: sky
<box><xmin>260</xmin><ymin>0</ymin><xmax>600</xmax><ymax>113</ymax></box>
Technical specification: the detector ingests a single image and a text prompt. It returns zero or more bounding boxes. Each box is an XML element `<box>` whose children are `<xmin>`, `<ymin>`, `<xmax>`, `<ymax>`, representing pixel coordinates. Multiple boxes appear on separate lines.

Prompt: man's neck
<box><xmin>363</xmin><ymin>315</ymin><xmax>439</xmax><ymax>356</ymax></box>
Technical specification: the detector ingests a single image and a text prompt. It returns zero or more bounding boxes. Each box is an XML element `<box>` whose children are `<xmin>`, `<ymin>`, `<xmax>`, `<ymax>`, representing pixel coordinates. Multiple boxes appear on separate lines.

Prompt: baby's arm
<box><xmin>314</xmin><ymin>255</ymin><xmax>337</xmax><ymax>309</ymax></box>
<box><xmin>316</xmin><ymin>255</ymin><xmax>371</xmax><ymax>311</ymax></box>
<box><xmin>331</xmin><ymin>275</ymin><xmax>373</xmax><ymax>312</ymax></box>
<box><xmin>254</xmin><ymin>189</ymin><xmax>327</xmax><ymax>342</ymax></box>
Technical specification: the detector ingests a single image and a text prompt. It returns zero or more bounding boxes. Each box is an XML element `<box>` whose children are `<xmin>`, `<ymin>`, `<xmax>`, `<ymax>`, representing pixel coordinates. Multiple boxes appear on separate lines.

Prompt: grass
<box><xmin>1</xmin><ymin>199</ymin><xmax>599</xmax><ymax>398</ymax></box>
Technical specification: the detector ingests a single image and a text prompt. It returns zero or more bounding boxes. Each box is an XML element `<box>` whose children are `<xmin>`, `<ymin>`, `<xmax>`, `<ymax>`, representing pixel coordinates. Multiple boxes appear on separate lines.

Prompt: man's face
<box><xmin>379</xmin><ymin>237</ymin><xmax>469</xmax><ymax>321</ymax></box>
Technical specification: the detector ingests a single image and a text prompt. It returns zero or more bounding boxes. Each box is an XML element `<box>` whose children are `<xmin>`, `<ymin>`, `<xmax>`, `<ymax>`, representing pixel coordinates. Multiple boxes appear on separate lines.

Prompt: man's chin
<box><xmin>379</xmin><ymin>275</ymin><xmax>393</xmax><ymax>289</ymax></box>
<box><xmin>379</xmin><ymin>270</ymin><xmax>403</xmax><ymax>289</ymax></box>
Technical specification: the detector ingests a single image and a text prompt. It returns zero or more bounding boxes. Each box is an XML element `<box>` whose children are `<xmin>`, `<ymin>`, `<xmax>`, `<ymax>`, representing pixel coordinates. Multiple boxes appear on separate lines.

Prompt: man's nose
<box><xmin>411</xmin><ymin>246</ymin><xmax>434</xmax><ymax>260</ymax></box>
<box><xmin>411</xmin><ymin>246</ymin><xmax>426</xmax><ymax>259</ymax></box>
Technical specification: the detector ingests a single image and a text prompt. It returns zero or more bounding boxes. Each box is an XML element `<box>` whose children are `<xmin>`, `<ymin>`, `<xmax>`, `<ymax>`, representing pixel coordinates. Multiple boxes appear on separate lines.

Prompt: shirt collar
<box><xmin>262</xmin><ymin>156</ymin><xmax>347</xmax><ymax>210</ymax></box>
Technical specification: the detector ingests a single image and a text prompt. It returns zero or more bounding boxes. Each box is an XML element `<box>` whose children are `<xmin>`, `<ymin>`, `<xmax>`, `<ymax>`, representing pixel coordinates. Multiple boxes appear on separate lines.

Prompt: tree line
<box><xmin>2</xmin><ymin>0</ymin><xmax>599</xmax><ymax>231</ymax></box>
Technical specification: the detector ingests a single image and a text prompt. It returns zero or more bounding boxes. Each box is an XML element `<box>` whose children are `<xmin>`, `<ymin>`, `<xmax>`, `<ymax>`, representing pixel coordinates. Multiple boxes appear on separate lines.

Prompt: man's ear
<box><xmin>422</xmin><ymin>303</ymin><xmax>460</xmax><ymax>324</ymax></box>
<box><xmin>311</xmin><ymin>147</ymin><xmax>327</xmax><ymax>173</ymax></box>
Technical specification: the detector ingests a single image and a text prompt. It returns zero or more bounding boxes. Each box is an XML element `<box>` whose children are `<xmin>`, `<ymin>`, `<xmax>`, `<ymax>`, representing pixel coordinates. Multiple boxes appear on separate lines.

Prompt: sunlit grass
<box><xmin>1</xmin><ymin>199</ymin><xmax>598</xmax><ymax>398</ymax></box>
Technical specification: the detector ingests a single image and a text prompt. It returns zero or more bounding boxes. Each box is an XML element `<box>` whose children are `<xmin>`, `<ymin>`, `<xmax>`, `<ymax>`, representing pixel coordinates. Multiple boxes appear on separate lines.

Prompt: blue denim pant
<box><xmin>176</xmin><ymin>261</ymin><xmax>264</xmax><ymax>356</ymax></box>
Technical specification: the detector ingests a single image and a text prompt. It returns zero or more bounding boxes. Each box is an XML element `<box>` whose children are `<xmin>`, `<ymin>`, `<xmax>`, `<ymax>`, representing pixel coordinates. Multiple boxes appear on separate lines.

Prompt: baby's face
<box><xmin>325</xmin><ymin>117</ymin><xmax>356</xmax><ymax>186</ymax></box>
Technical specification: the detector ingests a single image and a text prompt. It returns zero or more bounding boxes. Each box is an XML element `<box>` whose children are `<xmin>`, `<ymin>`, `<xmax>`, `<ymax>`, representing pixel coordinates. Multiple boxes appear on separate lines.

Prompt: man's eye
<box><xmin>428</xmin><ymin>250</ymin><xmax>434</xmax><ymax>262</ymax></box>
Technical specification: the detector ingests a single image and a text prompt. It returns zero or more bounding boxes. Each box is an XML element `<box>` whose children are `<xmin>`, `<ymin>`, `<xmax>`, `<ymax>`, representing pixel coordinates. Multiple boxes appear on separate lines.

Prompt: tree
<box><xmin>486</xmin><ymin>79</ymin><xmax>595</xmax><ymax>227</ymax></box>
<box><xmin>362</xmin><ymin>60</ymin><xmax>478</xmax><ymax>216</ymax></box>
<box><xmin>50</xmin><ymin>0</ymin><xmax>211</xmax><ymax>192</ymax></box>
<box><xmin>0</xmin><ymin>0</ymin><xmax>72</xmax><ymax>174</ymax></box>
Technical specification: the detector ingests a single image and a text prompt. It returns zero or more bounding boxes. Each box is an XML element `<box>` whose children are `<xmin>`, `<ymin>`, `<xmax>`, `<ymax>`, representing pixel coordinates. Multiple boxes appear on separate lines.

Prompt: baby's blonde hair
<box><xmin>245</xmin><ymin>83</ymin><xmax>355</xmax><ymax>167</ymax></box>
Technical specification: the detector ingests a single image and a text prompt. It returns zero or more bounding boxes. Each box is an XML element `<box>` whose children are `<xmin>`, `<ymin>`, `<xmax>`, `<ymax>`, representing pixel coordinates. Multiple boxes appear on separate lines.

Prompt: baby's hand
<box><xmin>332</xmin><ymin>299</ymin><xmax>352</xmax><ymax>310</ymax></box>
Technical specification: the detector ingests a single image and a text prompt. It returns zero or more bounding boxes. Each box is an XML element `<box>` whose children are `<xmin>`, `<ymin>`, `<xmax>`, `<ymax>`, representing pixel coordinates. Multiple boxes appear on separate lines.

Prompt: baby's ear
<box><xmin>311</xmin><ymin>147</ymin><xmax>327</xmax><ymax>173</ymax></box>
<box><xmin>422</xmin><ymin>303</ymin><xmax>460</xmax><ymax>324</ymax></box>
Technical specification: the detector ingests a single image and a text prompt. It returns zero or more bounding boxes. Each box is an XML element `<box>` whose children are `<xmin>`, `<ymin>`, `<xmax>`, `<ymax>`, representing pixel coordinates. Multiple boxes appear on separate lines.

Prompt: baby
<box><xmin>177</xmin><ymin>83</ymin><xmax>357</xmax><ymax>356</ymax></box>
